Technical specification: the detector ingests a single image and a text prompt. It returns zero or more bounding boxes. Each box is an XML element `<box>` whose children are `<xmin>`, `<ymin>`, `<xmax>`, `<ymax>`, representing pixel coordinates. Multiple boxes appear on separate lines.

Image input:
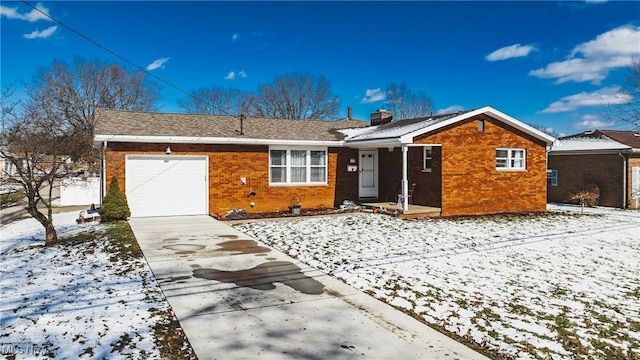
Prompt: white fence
<box><xmin>60</xmin><ymin>177</ymin><xmax>100</xmax><ymax>206</ymax></box>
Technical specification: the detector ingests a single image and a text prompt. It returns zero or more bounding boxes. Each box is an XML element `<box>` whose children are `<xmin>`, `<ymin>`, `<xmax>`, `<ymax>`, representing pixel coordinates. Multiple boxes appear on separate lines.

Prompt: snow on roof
<box><xmin>344</xmin><ymin>110</ymin><xmax>472</xmax><ymax>142</ymax></box>
<box><xmin>550</xmin><ymin>137</ymin><xmax>630</xmax><ymax>152</ymax></box>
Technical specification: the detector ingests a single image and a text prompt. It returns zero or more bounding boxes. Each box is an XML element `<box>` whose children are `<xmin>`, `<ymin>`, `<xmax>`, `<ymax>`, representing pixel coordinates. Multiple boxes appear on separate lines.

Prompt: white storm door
<box><xmin>125</xmin><ymin>155</ymin><xmax>208</xmax><ymax>217</ymax></box>
<box><xmin>358</xmin><ymin>149</ymin><xmax>378</xmax><ymax>198</ymax></box>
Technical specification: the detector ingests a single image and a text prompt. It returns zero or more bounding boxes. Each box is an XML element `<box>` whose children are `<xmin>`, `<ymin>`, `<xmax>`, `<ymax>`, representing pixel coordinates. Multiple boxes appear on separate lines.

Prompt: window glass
<box><xmin>310</xmin><ymin>151</ymin><xmax>326</xmax><ymax>166</ymax></box>
<box><xmin>270</xmin><ymin>167</ymin><xmax>286</xmax><ymax>183</ymax></box>
<box><xmin>270</xmin><ymin>148</ymin><xmax>327</xmax><ymax>184</ymax></box>
<box><xmin>310</xmin><ymin>167</ymin><xmax>326</xmax><ymax>182</ymax></box>
<box><xmin>547</xmin><ymin>169</ymin><xmax>558</xmax><ymax>186</ymax></box>
<box><xmin>423</xmin><ymin>147</ymin><xmax>433</xmax><ymax>170</ymax></box>
<box><xmin>496</xmin><ymin>148</ymin><xmax>525</xmax><ymax>170</ymax></box>
<box><xmin>270</xmin><ymin>150</ymin><xmax>286</xmax><ymax>166</ymax></box>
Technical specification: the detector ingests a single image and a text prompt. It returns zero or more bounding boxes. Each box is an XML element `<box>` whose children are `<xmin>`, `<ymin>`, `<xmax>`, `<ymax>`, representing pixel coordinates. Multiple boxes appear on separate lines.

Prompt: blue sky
<box><xmin>1</xmin><ymin>1</ymin><xmax>639</xmax><ymax>136</ymax></box>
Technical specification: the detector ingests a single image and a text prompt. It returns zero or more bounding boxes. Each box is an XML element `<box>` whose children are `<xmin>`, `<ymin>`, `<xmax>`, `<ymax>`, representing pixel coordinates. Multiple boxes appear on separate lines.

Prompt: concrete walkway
<box><xmin>129</xmin><ymin>215</ymin><xmax>488</xmax><ymax>360</ymax></box>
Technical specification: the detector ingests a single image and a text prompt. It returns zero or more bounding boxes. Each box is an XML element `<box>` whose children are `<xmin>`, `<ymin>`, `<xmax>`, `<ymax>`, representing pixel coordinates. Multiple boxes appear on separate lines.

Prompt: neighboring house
<box><xmin>548</xmin><ymin>130</ymin><xmax>640</xmax><ymax>208</ymax></box>
<box><xmin>0</xmin><ymin>147</ymin><xmax>20</xmax><ymax>179</ymax></box>
<box><xmin>93</xmin><ymin>106</ymin><xmax>555</xmax><ymax>218</ymax></box>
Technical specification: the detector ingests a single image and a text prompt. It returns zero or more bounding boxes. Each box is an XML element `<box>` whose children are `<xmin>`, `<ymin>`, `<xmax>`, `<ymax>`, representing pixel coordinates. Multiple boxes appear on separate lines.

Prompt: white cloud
<box><xmin>539</xmin><ymin>86</ymin><xmax>631</xmax><ymax>113</ymax></box>
<box><xmin>572</xmin><ymin>114</ymin><xmax>616</xmax><ymax>129</ymax></box>
<box><xmin>530</xmin><ymin>25</ymin><xmax>640</xmax><ymax>84</ymax></box>
<box><xmin>486</xmin><ymin>44</ymin><xmax>536</xmax><ymax>61</ymax></box>
<box><xmin>360</xmin><ymin>88</ymin><xmax>386</xmax><ymax>104</ymax></box>
<box><xmin>437</xmin><ymin>105</ymin><xmax>465</xmax><ymax>114</ymax></box>
<box><xmin>0</xmin><ymin>3</ymin><xmax>51</xmax><ymax>22</ymax></box>
<box><xmin>145</xmin><ymin>57</ymin><xmax>170</xmax><ymax>71</ymax></box>
<box><xmin>232</xmin><ymin>33</ymin><xmax>239</xmax><ymax>41</ymax></box>
<box><xmin>23</xmin><ymin>25</ymin><xmax>57</xmax><ymax>39</ymax></box>
<box><xmin>224</xmin><ymin>70</ymin><xmax>247</xmax><ymax>80</ymax></box>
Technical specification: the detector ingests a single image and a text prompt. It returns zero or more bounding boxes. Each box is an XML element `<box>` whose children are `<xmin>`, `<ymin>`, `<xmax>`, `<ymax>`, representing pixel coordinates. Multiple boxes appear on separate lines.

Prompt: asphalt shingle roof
<box><xmin>94</xmin><ymin>109</ymin><xmax>368</xmax><ymax>142</ymax></box>
<box><xmin>597</xmin><ymin>130</ymin><xmax>640</xmax><ymax>149</ymax></box>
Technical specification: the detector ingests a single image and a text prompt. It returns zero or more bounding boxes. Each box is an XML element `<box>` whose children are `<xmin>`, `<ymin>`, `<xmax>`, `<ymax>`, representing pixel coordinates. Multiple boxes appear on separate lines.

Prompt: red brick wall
<box><xmin>104</xmin><ymin>142</ymin><xmax>345</xmax><ymax>216</ymax></box>
<box><xmin>416</xmin><ymin>115</ymin><xmax>548</xmax><ymax>216</ymax></box>
<box><xmin>548</xmin><ymin>153</ymin><xmax>625</xmax><ymax>208</ymax></box>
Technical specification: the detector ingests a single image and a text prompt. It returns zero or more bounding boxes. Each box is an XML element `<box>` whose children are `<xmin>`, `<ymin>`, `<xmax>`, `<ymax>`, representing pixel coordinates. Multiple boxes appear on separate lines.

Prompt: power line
<box><xmin>19</xmin><ymin>0</ymin><xmax>236</xmax><ymax>118</ymax></box>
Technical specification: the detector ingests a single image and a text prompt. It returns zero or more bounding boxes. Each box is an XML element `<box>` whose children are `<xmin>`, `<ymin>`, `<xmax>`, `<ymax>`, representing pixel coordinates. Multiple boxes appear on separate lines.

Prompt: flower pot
<box><xmin>288</xmin><ymin>205</ymin><xmax>301</xmax><ymax>215</ymax></box>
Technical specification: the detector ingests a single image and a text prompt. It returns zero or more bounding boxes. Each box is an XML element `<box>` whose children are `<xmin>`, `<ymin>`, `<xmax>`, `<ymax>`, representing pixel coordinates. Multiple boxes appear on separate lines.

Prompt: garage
<box><xmin>125</xmin><ymin>155</ymin><xmax>208</xmax><ymax>217</ymax></box>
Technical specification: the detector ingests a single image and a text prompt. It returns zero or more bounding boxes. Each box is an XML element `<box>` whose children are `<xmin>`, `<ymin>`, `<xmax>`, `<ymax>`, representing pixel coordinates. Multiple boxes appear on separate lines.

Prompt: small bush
<box><xmin>567</xmin><ymin>183</ymin><xmax>600</xmax><ymax>213</ymax></box>
<box><xmin>100</xmin><ymin>176</ymin><xmax>131</xmax><ymax>222</ymax></box>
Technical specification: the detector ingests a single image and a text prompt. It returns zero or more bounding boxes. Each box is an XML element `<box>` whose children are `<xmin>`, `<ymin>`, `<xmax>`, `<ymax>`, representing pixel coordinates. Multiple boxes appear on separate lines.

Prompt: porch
<box><xmin>360</xmin><ymin>201</ymin><xmax>441</xmax><ymax>220</ymax></box>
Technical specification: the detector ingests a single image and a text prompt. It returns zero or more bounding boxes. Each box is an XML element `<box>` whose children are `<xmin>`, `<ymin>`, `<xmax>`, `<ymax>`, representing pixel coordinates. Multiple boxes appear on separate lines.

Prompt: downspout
<box><xmin>101</xmin><ymin>140</ymin><xmax>107</xmax><ymax>205</ymax></box>
<box><xmin>401</xmin><ymin>145</ymin><xmax>409</xmax><ymax>211</ymax></box>
<box><xmin>618</xmin><ymin>152</ymin><xmax>627</xmax><ymax>209</ymax></box>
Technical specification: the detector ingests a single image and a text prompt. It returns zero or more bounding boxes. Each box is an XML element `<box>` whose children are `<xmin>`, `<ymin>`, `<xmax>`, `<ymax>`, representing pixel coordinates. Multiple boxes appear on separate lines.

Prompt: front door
<box><xmin>358</xmin><ymin>149</ymin><xmax>378</xmax><ymax>198</ymax></box>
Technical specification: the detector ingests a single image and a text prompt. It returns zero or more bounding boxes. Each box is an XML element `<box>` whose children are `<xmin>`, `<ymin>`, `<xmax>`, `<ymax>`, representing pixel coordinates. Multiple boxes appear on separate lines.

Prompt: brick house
<box><xmin>548</xmin><ymin>130</ymin><xmax>640</xmax><ymax>208</ymax></box>
<box><xmin>93</xmin><ymin>106</ymin><xmax>554</xmax><ymax>217</ymax></box>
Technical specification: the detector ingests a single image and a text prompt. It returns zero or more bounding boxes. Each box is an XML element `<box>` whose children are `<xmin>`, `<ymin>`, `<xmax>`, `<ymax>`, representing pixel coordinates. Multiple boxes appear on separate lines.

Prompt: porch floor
<box><xmin>360</xmin><ymin>201</ymin><xmax>442</xmax><ymax>219</ymax></box>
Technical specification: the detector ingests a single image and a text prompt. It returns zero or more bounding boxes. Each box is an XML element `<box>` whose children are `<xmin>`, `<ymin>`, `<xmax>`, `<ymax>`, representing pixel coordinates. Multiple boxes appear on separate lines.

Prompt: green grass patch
<box><xmin>0</xmin><ymin>190</ymin><xmax>25</xmax><ymax>206</ymax></box>
<box><xmin>102</xmin><ymin>221</ymin><xmax>143</xmax><ymax>261</ymax></box>
<box><xmin>151</xmin><ymin>308</ymin><xmax>197</xmax><ymax>360</ymax></box>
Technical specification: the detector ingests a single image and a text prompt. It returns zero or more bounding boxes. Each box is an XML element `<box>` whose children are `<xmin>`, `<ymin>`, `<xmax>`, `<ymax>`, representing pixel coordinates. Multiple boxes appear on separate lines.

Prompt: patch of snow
<box><xmin>235</xmin><ymin>204</ymin><xmax>640</xmax><ymax>359</ymax></box>
<box><xmin>550</xmin><ymin>138</ymin><xmax>630</xmax><ymax>152</ymax></box>
<box><xmin>0</xmin><ymin>212</ymin><xmax>171</xmax><ymax>358</ymax></box>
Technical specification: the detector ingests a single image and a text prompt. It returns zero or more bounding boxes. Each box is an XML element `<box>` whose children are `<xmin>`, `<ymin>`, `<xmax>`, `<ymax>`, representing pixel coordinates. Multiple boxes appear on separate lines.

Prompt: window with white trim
<box><xmin>496</xmin><ymin>148</ymin><xmax>525</xmax><ymax>170</ymax></box>
<box><xmin>423</xmin><ymin>146</ymin><xmax>433</xmax><ymax>171</ymax></box>
<box><xmin>547</xmin><ymin>169</ymin><xmax>558</xmax><ymax>186</ymax></box>
<box><xmin>269</xmin><ymin>148</ymin><xmax>327</xmax><ymax>184</ymax></box>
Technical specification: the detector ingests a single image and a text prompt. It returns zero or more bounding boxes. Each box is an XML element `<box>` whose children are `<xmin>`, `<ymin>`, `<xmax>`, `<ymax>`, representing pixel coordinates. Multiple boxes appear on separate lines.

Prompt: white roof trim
<box><xmin>398</xmin><ymin>106</ymin><xmax>556</xmax><ymax>145</ymax></box>
<box><xmin>94</xmin><ymin>134</ymin><xmax>344</xmax><ymax>146</ymax></box>
<box><xmin>549</xmin><ymin>137</ymin><xmax>631</xmax><ymax>154</ymax></box>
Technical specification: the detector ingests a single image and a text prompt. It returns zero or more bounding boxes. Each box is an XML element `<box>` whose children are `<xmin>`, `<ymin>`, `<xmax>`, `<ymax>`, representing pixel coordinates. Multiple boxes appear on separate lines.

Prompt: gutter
<box><xmin>93</xmin><ymin>134</ymin><xmax>343</xmax><ymax>147</ymax></box>
<box><xmin>102</xmin><ymin>140</ymin><xmax>107</xmax><ymax>205</ymax></box>
<box><xmin>619</xmin><ymin>152</ymin><xmax>627</xmax><ymax>209</ymax></box>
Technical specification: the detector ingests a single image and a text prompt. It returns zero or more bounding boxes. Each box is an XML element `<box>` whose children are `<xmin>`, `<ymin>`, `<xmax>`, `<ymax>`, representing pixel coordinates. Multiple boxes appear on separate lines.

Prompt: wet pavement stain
<box><xmin>193</xmin><ymin>261</ymin><xmax>324</xmax><ymax>295</ymax></box>
<box><xmin>163</xmin><ymin>244</ymin><xmax>206</xmax><ymax>253</ymax></box>
<box><xmin>213</xmin><ymin>240</ymin><xmax>271</xmax><ymax>255</ymax></box>
<box><xmin>218</xmin><ymin>234</ymin><xmax>238</xmax><ymax>239</ymax></box>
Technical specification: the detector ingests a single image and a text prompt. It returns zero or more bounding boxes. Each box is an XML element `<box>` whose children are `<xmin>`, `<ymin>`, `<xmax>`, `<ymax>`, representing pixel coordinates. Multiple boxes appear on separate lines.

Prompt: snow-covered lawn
<box><xmin>0</xmin><ymin>212</ymin><xmax>186</xmax><ymax>359</ymax></box>
<box><xmin>235</xmin><ymin>204</ymin><xmax>640</xmax><ymax>359</ymax></box>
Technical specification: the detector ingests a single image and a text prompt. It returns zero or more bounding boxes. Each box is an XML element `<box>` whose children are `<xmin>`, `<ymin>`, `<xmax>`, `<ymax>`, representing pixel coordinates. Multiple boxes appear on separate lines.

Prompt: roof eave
<box><xmin>549</xmin><ymin>148</ymin><xmax>632</xmax><ymax>155</ymax></box>
<box><xmin>94</xmin><ymin>134</ymin><xmax>344</xmax><ymax>147</ymax></box>
<box><xmin>401</xmin><ymin>106</ymin><xmax>556</xmax><ymax>145</ymax></box>
<box><xmin>343</xmin><ymin>137</ymin><xmax>405</xmax><ymax>147</ymax></box>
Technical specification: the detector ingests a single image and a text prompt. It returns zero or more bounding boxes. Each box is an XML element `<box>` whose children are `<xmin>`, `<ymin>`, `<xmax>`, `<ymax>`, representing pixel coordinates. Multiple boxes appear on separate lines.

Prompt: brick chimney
<box><xmin>347</xmin><ymin>106</ymin><xmax>353</xmax><ymax>120</ymax></box>
<box><xmin>370</xmin><ymin>109</ymin><xmax>392</xmax><ymax>126</ymax></box>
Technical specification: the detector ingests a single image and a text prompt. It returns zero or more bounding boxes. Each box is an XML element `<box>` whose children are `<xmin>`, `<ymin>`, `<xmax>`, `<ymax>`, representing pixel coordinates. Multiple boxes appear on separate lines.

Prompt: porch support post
<box><xmin>401</xmin><ymin>145</ymin><xmax>409</xmax><ymax>211</ymax></box>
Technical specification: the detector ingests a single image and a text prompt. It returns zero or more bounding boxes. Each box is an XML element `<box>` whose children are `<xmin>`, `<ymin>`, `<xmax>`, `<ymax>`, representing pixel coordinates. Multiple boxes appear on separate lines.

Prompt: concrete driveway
<box><xmin>129</xmin><ymin>215</ymin><xmax>488</xmax><ymax>360</ymax></box>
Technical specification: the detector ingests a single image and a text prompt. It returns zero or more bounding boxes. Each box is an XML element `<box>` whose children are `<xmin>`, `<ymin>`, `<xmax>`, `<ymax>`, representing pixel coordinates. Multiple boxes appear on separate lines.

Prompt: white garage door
<box><xmin>125</xmin><ymin>155</ymin><xmax>208</xmax><ymax>217</ymax></box>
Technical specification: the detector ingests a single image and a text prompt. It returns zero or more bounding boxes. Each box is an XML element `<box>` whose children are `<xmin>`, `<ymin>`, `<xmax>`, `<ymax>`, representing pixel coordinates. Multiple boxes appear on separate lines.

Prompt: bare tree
<box><xmin>1</xmin><ymin>101</ymin><xmax>85</xmax><ymax>245</ymax></box>
<box><xmin>607</xmin><ymin>58</ymin><xmax>639</xmax><ymax>129</ymax></box>
<box><xmin>385</xmin><ymin>82</ymin><xmax>435</xmax><ymax>120</ymax></box>
<box><xmin>528</xmin><ymin>123</ymin><xmax>559</xmax><ymax>138</ymax></box>
<box><xmin>0</xmin><ymin>57</ymin><xmax>159</xmax><ymax>246</ymax></box>
<box><xmin>26</xmin><ymin>57</ymin><xmax>159</xmax><ymax>138</ymax></box>
<box><xmin>178</xmin><ymin>87</ymin><xmax>258</xmax><ymax>116</ymax></box>
<box><xmin>256</xmin><ymin>72</ymin><xmax>340</xmax><ymax>119</ymax></box>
